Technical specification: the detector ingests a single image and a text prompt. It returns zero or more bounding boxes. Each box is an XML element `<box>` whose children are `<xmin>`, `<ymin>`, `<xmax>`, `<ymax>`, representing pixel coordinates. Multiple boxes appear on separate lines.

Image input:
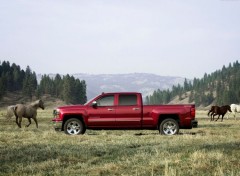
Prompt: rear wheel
<box><xmin>64</xmin><ymin>118</ymin><xmax>86</xmax><ymax>135</ymax></box>
<box><xmin>159</xmin><ymin>119</ymin><xmax>179</xmax><ymax>135</ymax></box>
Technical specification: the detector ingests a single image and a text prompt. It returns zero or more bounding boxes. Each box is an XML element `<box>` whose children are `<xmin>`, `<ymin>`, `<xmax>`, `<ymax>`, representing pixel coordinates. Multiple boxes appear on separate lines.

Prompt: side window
<box><xmin>96</xmin><ymin>95</ymin><xmax>114</xmax><ymax>106</ymax></box>
<box><xmin>119</xmin><ymin>94</ymin><xmax>137</xmax><ymax>106</ymax></box>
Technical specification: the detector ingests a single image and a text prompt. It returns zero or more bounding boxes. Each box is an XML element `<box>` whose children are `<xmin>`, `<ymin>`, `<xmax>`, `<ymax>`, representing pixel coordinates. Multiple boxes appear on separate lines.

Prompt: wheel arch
<box><xmin>158</xmin><ymin>114</ymin><xmax>180</xmax><ymax>130</ymax></box>
<box><xmin>62</xmin><ymin>114</ymin><xmax>85</xmax><ymax>131</ymax></box>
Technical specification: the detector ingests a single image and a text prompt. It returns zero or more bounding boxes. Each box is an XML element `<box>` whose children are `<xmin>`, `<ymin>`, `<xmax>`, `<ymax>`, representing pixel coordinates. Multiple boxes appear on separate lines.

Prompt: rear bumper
<box><xmin>191</xmin><ymin>120</ymin><xmax>198</xmax><ymax>128</ymax></box>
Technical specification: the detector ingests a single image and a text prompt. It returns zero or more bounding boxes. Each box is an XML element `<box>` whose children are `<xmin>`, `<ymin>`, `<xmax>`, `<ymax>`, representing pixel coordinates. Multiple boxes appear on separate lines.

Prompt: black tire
<box><xmin>159</xmin><ymin>118</ymin><xmax>179</xmax><ymax>135</ymax></box>
<box><xmin>64</xmin><ymin>118</ymin><xmax>86</xmax><ymax>135</ymax></box>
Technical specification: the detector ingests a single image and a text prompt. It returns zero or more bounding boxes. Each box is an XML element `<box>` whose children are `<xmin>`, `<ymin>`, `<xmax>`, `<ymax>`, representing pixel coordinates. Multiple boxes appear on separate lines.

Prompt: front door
<box><xmin>87</xmin><ymin>95</ymin><xmax>116</xmax><ymax>128</ymax></box>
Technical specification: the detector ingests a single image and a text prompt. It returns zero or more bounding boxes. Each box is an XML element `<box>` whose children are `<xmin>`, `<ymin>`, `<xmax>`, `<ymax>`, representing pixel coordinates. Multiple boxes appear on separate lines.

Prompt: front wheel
<box><xmin>159</xmin><ymin>119</ymin><xmax>179</xmax><ymax>135</ymax></box>
<box><xmin>64</xmin><ymin>118</ymin><xmax>86</xmax><ymax>135</ymax></box>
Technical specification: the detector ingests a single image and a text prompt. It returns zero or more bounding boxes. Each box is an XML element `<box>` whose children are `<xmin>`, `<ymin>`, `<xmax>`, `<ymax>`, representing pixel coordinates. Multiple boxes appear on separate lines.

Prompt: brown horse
<box><xmin>14</xmin><ymin>100</ymin><xmax>45</xmax><ymax>128</ymax></box>
<box><xmin>208</xmin><ymin>105</ymin><xmax>231</xmax><ymax>122</ymax></box>
<box><xmin>208</xmin><ymin>105</ymin><xmax>218</xmax><ymax>121</ymax></box>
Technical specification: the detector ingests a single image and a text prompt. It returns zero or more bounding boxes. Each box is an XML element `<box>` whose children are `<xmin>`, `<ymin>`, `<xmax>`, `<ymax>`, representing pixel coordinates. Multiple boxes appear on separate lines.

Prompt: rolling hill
<box><xmin>43</xmin><ymin>73</ymin><xmax>186</xmax><ymax>100</ymax></box>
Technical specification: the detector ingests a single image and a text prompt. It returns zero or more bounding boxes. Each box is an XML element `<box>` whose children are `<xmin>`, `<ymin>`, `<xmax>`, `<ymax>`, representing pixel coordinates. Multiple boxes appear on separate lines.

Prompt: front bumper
<box><xmin>191</xmin><ymin>120</ymin><xmax>198</xmax><ymax>128</ymax></box>
<box><xmin>52</xmin><ymin>119</ymin><xmax>63</xmax><ymax>131</ymax></box>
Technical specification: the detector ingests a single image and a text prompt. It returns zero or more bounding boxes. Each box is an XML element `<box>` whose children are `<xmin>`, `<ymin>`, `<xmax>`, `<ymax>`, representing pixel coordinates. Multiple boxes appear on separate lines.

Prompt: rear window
<box><xmin>119</xmin><ymin>94</ymin><xmax>137</xmax><ymax>106</ymax></box>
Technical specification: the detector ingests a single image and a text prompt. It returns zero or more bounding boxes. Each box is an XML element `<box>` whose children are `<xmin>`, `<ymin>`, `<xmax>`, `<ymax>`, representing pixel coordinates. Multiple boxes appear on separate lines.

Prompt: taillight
<box><xmin>191</xmin><ymin>107</ymin><xmax>195</xmax><ymax>117</ymax></box>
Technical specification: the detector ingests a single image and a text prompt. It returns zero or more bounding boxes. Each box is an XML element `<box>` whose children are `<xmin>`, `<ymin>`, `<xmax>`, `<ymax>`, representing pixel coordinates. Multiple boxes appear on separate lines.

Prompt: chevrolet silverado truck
<box><xmin>52</xmin><ymin>92</ymin><xmax>198</xmax><ymax>135</ymax></box>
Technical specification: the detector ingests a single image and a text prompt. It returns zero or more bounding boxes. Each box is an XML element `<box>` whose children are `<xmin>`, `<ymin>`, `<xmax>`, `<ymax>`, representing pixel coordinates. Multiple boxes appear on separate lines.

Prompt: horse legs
<box><xmin>26</xmin><ymin>118</ymin><xmax>31</xmax><ymax>127</ymax></box>
<box><xmin>221</xmin><ymin>114</ymin><xmax>225</xmax><ymax>122</ymax></box>
<box><xmin>210</xmin><ymin>112</ymin><xmax>214</xmax><ymax>121</ymax></box>
<box><xmin>226</xmin><ymin>112</ymin><xmax>229</xmax><ymax>119</ymax></box>
<box><xmin>18</xmin><ymin>116</ymin><xmax>22</xmax><ymax>128</ymax></box>
<box><xmin>215</xmin><ymin>114</ymin><xmax>220</xmax><ymax>121</ymax></box>
<box><xmin>32</xmin><ymin>117</ymin><xmax>38</xmax><ymax>128</ymax></box>
<box><xmin>211</xmin><ymin>112</ymin><xmax>216</xmax><ymax>121</ymax></box>
<box><xmin>15</xmin><ymin>115</ymin><xmax>21</xmax><ymax>128</ymax></box>
<box><xmin>233</xmin><ymin>112</ymin><xmax>236</xmax><ymax>120</ymax></box>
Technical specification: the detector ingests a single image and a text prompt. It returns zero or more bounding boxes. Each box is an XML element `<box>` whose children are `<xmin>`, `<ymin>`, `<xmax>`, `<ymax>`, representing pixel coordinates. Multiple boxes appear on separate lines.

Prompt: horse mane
<box><xmin>30</xmin><ymin>99</ymin><xmax>44</xmax><ymax>109</ymax></box>
<box><xmin>30</xmin><ymin>100</ymin><xmax>40</xmax><ymax>107</ymax></box>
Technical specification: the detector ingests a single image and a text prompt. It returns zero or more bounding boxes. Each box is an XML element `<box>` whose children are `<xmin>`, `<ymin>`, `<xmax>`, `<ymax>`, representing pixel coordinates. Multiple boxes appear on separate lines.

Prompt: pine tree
<box><xmin>79</xmin><ymin>80</ymin><xmax>87</xmax><ymax>104</ymax></box>
<box><xmin>54</xmin><ymin>74</ymin><xmax>62</xmax><ymax>98</ymax></box>
<box><xmin>0</xmin><ymin>77</ymin><xmax>4</xmax><ymax>99</ymax></box>
<box><xmin>12</xmin><ymin>64</ymin><xmax>22</xmax><ymax>90</ymax></box>
<box><xmin>62</xmin><ymin>74</ymin><xmax>72</xmax><ymax>104</ymax></box>
<box><xmin>145</xmin><ymin>96</ymin><xmax>150</xmax><ymax>105</ymax></box>
<box><xmin>22</xmin><ymin>66</ymin><xmax>37</xmax><ymax>99</ymax></box>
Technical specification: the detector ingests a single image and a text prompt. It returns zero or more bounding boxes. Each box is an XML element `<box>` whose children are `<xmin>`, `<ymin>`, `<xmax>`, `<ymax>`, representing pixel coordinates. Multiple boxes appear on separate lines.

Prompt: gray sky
<box><xmin>1</xmin><ymin>0</ymin><xmax>239</xmax><ymax>79</ymax></box>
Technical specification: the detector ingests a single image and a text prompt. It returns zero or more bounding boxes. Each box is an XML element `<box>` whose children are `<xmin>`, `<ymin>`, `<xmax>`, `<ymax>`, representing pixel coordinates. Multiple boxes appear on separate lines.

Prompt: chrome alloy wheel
<box><xmin>64</xmin><ymin>118</ymin><xmax>86</xmax><ymax>135</ymax></box>
<box><xmin>162</xmin><ymin>121</ymin><xmax>177</xmax><ymax>135</ymax></box>
<box><xmin>66</xmin><ymin>120</ymin><xmax>81</xmax><ymax>135</ymax></box>
<box><xmin>160</xmin><ymin>119</ymin><xmax>179</xmax><ymax>135</ymax></box>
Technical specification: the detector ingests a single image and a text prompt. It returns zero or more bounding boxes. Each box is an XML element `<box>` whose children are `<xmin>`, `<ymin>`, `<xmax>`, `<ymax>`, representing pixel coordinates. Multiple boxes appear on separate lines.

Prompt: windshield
<box><xmin>84</xmin><ymin>97</ymin><xmax>95</xmax><ymax>105</ymax></box>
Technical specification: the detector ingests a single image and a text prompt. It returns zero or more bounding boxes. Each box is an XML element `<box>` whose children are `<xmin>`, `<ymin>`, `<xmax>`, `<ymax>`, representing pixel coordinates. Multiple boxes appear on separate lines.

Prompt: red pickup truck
<box><xmin>52</xmin><ymin>92</ymin><xmax>198</xmax><ymax>135</ymax></box>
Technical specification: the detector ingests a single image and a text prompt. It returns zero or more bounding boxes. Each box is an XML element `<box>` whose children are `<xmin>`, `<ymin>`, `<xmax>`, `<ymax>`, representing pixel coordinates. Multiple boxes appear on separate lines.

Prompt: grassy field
<box><xmin>0</xmin><ymin>109</ymin><xmax>240</xmax><ymax>176</ymax></box>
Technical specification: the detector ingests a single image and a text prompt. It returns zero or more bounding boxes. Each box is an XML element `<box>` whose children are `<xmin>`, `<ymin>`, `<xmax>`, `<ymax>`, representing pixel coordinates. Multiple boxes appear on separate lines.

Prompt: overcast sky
<box><xmin>1</xmin><ymin>0</ymin><xmax>239</xmax><ymax>79</ymax></box>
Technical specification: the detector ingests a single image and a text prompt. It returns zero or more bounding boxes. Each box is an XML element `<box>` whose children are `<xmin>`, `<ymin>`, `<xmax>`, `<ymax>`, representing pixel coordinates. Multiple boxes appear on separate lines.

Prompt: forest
<box><xmin>0</xmin><ymin>61</ymin><xmax>87</xmax><ymax>104</ymax></box>
<box><xmin>146</xmin><ymin>60</ymin><xmax>240</xmax><ymax>106</ymax></box>
<box><xmin>1</xmin><ymin>60</ymin><xmax>239</xmax><ymax>107</ymax></box>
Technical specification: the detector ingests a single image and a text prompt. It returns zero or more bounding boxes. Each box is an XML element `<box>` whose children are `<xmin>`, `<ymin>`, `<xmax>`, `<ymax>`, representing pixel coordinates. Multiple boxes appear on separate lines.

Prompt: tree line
<box><xmin>146</xmin><ymin>60</ymin><xmax>240</xmax><ymax>106</ymax></box>
<box><xmin>0</xmin><ymin>61</ymin><xmax>87</xmax><ymax>104</ymax></box>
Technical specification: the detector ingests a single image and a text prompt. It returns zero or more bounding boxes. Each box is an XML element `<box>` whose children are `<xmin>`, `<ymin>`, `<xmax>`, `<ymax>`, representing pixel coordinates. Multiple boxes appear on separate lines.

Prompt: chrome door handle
<box><xmin>133</xmin><ymin>108</ymin><xmax>140</xmax><ymax>111</ymax></box>
<box><xmin>108</xmin><ymin>108</ymin><xmax>114</xmax><ymax>111</ymax></box>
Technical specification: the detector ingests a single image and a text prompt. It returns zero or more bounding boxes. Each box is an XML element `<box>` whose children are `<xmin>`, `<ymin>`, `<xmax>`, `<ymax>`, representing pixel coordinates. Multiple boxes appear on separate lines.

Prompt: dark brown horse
<box><xmin>14</xmin><ymin>100</ymin><xmax>45</xmax><ymax>128</ymax></box>
<box><xmin>208</xmin><ymin>105</ymin><xmax>218</xmax><ymax>121</ymax></box>
<box><xmin>208</xmin><ymin>105</ymin><xmax>231</xmax><ymax>122</ymax></box>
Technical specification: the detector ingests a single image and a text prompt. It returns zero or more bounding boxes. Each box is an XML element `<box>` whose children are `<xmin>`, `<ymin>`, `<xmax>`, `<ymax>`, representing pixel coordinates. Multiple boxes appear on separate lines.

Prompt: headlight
<box><xmin>53</xmin><ymin>109</ymin><xmax>60</xmax><ymax>118</ymax></box>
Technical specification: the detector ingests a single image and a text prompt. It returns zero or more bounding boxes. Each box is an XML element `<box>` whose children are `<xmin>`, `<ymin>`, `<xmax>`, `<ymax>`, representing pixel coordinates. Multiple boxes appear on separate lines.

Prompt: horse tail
<box><xmin>207</xmin><ymin>110</ymin><xmax>211</xmax><ymax>116</ymax></box>
<box><xmin>13</xmin><ymin>106</ymin><xmax>18</xmax><ymax>117</ymax></box>
<box><xmin>208</xmin><ymin>106</ymin><xmax>214</xmax><ymax>116</ymax></box>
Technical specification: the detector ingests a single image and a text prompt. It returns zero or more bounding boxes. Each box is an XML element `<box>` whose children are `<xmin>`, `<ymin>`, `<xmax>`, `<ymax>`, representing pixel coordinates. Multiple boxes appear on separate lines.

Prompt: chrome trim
<box><xmin>53</xmin><ymin>120</ymin><xmax>63</xmax><ymax>131</ymax></box>
<box><xmin>133</xmin><ymin>108</ymin><xmax>140</xmax><ymax>110</ymax></box>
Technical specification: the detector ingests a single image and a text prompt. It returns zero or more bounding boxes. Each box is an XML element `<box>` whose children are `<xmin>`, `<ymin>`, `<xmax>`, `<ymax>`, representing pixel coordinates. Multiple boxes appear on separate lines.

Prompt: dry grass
<box><xmin>0</xmin><ymin>109</ymin><xmax>240</xmax><ymax>176</ymax></box>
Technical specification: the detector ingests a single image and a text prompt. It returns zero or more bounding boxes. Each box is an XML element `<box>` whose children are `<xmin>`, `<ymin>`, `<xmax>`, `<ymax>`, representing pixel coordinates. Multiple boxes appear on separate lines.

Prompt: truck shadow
<box><xmin>178</xmin><ymin>132</ymin><xmax>197</xmax><ymax>135</ymax></box>
<box><xmin>87</xmin><ymin>131</ymin><xmax>205</xmax><ymax>136</ymax></box>
<box><xmin>134</xmin><ymin>132</ymin><xmax>158</xmax><ymax>136</ymax></box>
<box><xmin>134</xmin><ymin>132</ymin><xmax>198</xmax><ymax>136</ymax></box>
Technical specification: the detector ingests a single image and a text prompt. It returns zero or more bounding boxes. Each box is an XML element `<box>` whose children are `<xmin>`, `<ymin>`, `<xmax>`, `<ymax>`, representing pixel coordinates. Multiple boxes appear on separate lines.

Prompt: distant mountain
<box><xmin>39</xmin><ymin>73</ymin><xmax>186</xmax><ymax>100</ymax></box>
<box><xmin>68</xmin><ymin>73</ymin><xmax>185</xmax><ymax>100</ymax></box>
<box><xmin>38</xmin><ymin>73</ymin><xmax>186</xmax><ymax>100</ymax></box>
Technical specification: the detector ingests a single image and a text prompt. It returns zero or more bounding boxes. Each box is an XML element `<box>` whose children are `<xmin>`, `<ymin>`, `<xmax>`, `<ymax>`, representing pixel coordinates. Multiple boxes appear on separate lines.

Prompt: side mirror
<box><xmin>92</xmin><ymin>101</ymin><xmax>97</xmax><ymax>108</ymax></box>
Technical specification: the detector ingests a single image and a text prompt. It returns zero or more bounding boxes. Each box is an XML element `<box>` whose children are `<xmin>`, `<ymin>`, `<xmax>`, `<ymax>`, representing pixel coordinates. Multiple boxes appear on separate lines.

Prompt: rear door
<box><xmin>115</xmin><ymin>94</ymin><xmax>142</xmax><ymax>128</ymax></box>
